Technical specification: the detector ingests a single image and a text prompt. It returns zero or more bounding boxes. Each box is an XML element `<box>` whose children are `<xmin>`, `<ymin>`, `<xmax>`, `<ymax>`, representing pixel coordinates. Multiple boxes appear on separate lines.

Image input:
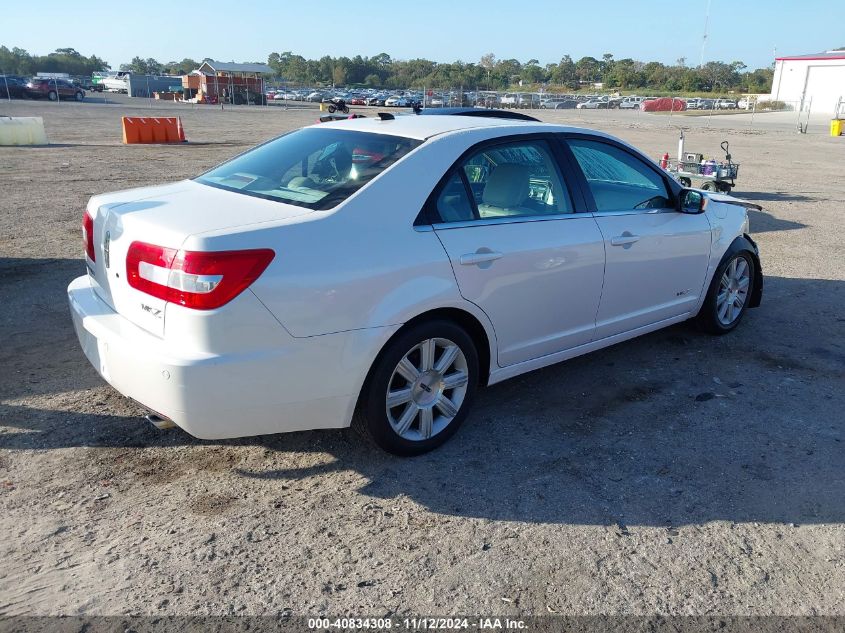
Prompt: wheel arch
<box><xmin>351</xmin><ymin>306</ymin><xmax>496</xmax><ymax>425</ymax></box>
<box><xmin>702</xmin><ymin>234</ymin><xmax>763</xmax><ymax>311</ymax></box>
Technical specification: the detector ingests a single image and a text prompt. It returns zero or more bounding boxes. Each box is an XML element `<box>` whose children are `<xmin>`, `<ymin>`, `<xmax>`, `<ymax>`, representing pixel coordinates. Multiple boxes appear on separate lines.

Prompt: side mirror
<box><xmin>678</xmin><ymin>188</ymin><xmax>706</xmax><ymax>214</ymax></box>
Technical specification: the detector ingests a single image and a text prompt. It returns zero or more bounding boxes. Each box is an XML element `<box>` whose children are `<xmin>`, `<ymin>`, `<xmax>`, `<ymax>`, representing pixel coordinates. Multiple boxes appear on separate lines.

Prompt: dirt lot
<box><xmin>1</xmin><ymin>98</ymin><xmax>843</xmax><ymax>617</ymax></box>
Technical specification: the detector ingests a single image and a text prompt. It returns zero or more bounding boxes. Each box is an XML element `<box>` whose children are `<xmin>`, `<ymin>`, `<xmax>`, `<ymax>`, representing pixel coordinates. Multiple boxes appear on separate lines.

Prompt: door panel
<box><xmin>434</xmin><ymin>218</ymin><xmax>605</xmax><ymax>366</ymax></box>
<box><xmin>564</xmin><ymin>136</ymin><xmax>712</xmax><ymax>338</ymax></box>
<box><xmin>593</xmin><ymin>211</ymin><xmax>711</xmax><ymax>338</ymax></box>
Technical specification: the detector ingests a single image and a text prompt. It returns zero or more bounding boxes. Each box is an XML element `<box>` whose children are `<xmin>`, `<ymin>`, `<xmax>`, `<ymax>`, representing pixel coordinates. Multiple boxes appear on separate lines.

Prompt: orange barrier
<box><xmin>122</xmin><ymin>116</ymin><xmax>187</xmax><ymax>144</ymax></box>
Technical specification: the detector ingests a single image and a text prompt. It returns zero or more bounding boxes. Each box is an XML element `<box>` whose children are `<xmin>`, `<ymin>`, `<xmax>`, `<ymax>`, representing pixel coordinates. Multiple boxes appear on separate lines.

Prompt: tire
<box><xmin>696</xmin><ymin>251</ymin><xmax>755</xmax><ymax>334</ymax></box>
<box><xmin>340</xmin><ymin>105</ymin><xmax>349</xmax><ymax>114</ymax></box>
<box><xmin>75</xmin><ymin>91</ymin><xmax>84</xmax><ymax>102</ymax></box>
<box><xmin>354</xmin><ymin>320</ymin><xmax>479</xmax><ymax>456</ymax></box>
<box><xmin>328</xmin><ymin>104</ymin><xmax>337</xmax><ymax>113</ymax></box>
<box><xmin>679</xmin><ymin>177</ymin><xmax>692</xmax><ymax>188</ymax></box>
<box><xmin>700</xmin><ymin>181</ymin><xmax>715</xmax><ymax>191</ymax></box>
<box><xmin>48</xmin><ymin>90</ymin><xmax>58</xmax><ymax>101</ymax></box>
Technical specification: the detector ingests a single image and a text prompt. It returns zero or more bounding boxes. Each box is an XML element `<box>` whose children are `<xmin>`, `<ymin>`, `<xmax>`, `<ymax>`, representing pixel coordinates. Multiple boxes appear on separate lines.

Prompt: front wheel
<box><xmin>327</xmin><ymin>104</ymin><xmax>337</xmax><ymax>113</ymax></box>
<box><xmin>48</xmin><ymin>90</ymin><xmax>58</xmax><ymax>101</ymax></box>
<box><xmin>355</xmin><ymin>321</ymin><xmax>479</xmax><ymax>455</ymax></box>
<box><xmin>696</xmin><ymin>252</ymin><xmax>755</xmax><ymax>334</ymax></box>
<box><xmin>75</xmin><ymin>91</ymin><xmax>84</xmax><ymax>102</ymax></box>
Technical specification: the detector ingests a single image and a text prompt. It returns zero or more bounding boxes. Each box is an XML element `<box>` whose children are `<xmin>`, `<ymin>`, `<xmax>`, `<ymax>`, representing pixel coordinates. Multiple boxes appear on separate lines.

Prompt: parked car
<box><xmin>0</xmin><ymin>75</ymin><xmax>28</xmax><ymax>99</ymax></box>
<box><xmin>619</xmin><ymin>96</ymin><xmax>645</xmax><ymax>109</ymax></box>
<box><xmin>25</xmin><ymin>77</ymin><xmax>85</xmax><ymax>101</ymax></box>
<box><xmin>715</xmin><ymin>99</ymin><xmax>737</xmax><ymax>110</ymax></box>
<box><xmin>69</xmin><ymin>116</ymin><xmax>763</xmax><ymax>455</ymax></box>
<box><xmin>576</xmin><ymin>99</ymin><xmax>608</xmax><ymax>109</ymax></box>
<box><xmin>349</xmin><ymin>97</ymin><xmax>367</xmax><ymax>106</ymax></box>
<box><xmin>385</xmin><ymin>96</ymin><xmax>408</xmax><ymax>107</ymax></box>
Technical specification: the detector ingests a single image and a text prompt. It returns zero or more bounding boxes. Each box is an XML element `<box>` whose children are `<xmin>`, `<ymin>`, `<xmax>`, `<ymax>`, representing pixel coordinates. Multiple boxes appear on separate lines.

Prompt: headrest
<box><xmin>481</xmin><ymin>164</ymin><xmax>531</xmax><ymax>208</ymax></box>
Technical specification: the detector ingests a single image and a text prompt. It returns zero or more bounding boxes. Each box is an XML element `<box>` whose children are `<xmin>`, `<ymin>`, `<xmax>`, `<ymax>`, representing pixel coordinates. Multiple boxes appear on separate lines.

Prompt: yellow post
<box><xmin>319</xmin><ymin>102</ymin><xmax>327</xmax><ymax>112</ymax></box>
<box><xmin>831</xmin><ymin>119</ymin><xmax>843</xmax><ymax>137</ymax></box>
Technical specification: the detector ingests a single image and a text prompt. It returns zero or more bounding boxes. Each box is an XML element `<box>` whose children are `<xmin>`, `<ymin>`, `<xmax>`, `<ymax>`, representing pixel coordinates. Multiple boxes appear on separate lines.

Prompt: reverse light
<box><xmin>126</xmin><ymin>241</ymin><xmax>275</xmax><ymax>310</ymax></box>
<box><xmin>82</xmin><ymin>210</ymin><xmax>96</xmax><ymax>262</ymax></box>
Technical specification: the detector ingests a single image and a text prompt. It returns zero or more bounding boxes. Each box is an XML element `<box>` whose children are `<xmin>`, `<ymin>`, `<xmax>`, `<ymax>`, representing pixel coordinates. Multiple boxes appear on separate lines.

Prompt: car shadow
<box><xmin>735</xmin><ymin>190</ymin><xmax>824</xmax><ymax>203</ymax></box>
<box><xmin>2</xmin><ymin>254</ymin><xmax>844</xmax><ymax>527</ymax></box>
<box><xmin>747</xmin><ymin>208</ymin><xmax>806</xmax><ymax>233</ymax></box>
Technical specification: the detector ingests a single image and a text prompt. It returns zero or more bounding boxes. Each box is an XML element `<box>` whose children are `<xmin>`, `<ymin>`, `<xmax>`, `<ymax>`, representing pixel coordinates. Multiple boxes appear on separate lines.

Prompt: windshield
<box><xmin>195</xmin><ymin>127</ymin><xmax>421</xmax><ymax>210</ymax></box>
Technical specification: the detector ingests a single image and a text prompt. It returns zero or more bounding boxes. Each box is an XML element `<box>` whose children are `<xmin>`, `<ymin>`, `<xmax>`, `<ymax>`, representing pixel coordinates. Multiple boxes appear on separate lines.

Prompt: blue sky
<box><xmin>4</xmin><ymin>0</ymin><xmax>841</xmax><ymax>70</ymax></box>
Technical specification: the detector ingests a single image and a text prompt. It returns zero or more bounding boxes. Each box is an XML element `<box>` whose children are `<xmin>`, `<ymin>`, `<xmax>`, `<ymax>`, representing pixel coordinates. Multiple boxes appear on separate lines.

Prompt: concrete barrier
<box><xmin>122</xmin><ymin>116</ymin><xmax>186</xmax><ymax>144</ymax></box>
<box><xmin>0</xmin><ymin>117</ymin><xmax>48</xmax><ymax>145</ymax></box>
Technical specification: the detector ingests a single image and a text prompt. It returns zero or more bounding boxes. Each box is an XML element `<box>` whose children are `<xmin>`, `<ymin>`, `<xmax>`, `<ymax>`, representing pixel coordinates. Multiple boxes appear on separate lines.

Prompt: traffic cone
<box><xmin>176</xmin><ymin>117</ymin><xmax>186</xmax><ymax>142</ymax></box>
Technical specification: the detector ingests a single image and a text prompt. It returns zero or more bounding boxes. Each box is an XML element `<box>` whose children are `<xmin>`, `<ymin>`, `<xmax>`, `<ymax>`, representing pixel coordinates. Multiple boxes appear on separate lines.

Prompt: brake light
<box><xmin>82</xmin><ymin>210</ymin><xmax>96</xmax><ymax>262</ymax></box>
<box><xmin>126</xmin><ymin>241</ymin><xmax>274</xmax><ymax>310</ymax></box>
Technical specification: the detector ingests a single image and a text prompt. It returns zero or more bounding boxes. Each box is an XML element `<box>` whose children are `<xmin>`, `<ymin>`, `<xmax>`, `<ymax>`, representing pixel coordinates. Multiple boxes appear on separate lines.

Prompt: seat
<box><xmin>477</xmin><ymin>163</ymin><xmax>533</xmax><ymax>218</ymax></box>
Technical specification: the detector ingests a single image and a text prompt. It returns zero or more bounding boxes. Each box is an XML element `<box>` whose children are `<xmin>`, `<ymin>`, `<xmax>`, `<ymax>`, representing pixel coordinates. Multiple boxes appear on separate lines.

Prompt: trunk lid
<box><xmin>87</xmin><ymin>179</ymin><xmax>312</xmax><ymax>337</ymax></box>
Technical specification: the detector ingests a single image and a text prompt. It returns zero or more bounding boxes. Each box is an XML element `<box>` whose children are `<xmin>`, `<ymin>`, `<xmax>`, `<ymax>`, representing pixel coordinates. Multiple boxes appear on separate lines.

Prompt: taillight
<box><xmin>82</xmin><ymin>210</ymin><xmax>96</xmax><ymax>262</ymax></box>
<box><xmin>126</xmin><ymin>241</ymin><xmax>274</xmax><ymax>310</ymax></box>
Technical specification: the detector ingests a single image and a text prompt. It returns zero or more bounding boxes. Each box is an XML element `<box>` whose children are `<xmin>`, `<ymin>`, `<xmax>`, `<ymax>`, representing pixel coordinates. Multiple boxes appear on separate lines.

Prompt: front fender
<box><xmin>698</xmin><ymin>234</ymin><xmax>763</xmax><ymax>312</ymax></box>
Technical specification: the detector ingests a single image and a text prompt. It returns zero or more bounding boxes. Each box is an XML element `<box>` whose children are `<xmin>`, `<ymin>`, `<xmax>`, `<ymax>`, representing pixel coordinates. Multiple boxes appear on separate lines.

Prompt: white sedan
<box><xmin>69</xmin><ymin>116</ymin><xmax>763</xmax><ymax>454</ymax></box>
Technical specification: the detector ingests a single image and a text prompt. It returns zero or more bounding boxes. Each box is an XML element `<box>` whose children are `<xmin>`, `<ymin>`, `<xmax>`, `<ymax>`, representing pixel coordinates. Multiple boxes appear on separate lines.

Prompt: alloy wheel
<box><xmin>716</xmin><ymin>256</ymin><xmax>750</xmax><ymax>326</ymax></box>
<box><xmin>385</xmin><ymin>338</ymin><xmax>469</xmax><ymax>442</ymax></box>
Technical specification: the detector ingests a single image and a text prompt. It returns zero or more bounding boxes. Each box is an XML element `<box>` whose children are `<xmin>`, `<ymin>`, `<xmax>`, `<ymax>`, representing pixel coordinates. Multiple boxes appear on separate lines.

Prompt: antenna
<box><xmin>700</xmin><ymin>0</ymin><xmax>712</xmax><ymax>66</ymax></box>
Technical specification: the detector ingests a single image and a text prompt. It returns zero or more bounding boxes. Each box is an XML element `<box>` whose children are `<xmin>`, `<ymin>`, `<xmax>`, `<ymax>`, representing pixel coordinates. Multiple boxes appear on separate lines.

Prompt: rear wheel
<box><xmin>696</xmin><ymin>251</ymin><xmax>755</xmax><ymax>334</ymax></box>
<box><xmin>700</xmin><ymin>181</ymin><xmax>715</xmax><ymax>191</ymax></box>
<box><xmin>355</xmin><ymin>320</ymin><xmax>479</xmax><ymax>455</ymax></box>
<box><xmin>48</xmin><ymin>90</ymin><xmax>58</xmax><ymax>101</ymax></box>
<box><xmin>679</xmin><ymin>177</ymin><xmax>692</xmax><ymax>188</ymax></box>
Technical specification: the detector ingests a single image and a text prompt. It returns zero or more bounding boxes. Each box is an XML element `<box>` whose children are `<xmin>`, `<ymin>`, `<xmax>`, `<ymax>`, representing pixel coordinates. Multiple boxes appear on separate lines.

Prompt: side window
<box><xmin>568</xmin><ymin>139</ymin><xmax>672</xmax><ymax>212</ymax></box>
<box><xmin>454</xmin><ymin>140</ymin><xmax>573</xmax><ymax>220</ymax></box>
<box><xmin>435</xmin><ymin>172</ymin><xmax>475</xmax><ymax>223</ymax></box>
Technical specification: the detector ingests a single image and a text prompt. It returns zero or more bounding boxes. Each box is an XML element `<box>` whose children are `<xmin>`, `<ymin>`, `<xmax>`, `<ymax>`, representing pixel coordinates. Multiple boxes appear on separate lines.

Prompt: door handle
<box><xmin>610</xmin><ymin>234</ymin><xmax>640</xmax><ymax>246</ymax></box>
<box><xmin>459</xmin><ymin>250</ymin><xmax>503</xmax><ymax>266</ymax></box>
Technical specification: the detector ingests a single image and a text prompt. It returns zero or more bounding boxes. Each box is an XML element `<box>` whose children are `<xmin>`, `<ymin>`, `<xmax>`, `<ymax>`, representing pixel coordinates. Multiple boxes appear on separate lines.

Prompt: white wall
<box><xmin>771</xmin><ymin>58</ymin><xmax>845</xmax><ymax>115</ymax></box>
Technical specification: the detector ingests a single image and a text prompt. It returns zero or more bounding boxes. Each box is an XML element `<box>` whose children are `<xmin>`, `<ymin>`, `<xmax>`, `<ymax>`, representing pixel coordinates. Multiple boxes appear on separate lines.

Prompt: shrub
<box><xmin>757</xmin><ymin>100</ymin><xmax>791</xmax><ymax>111</ymax></box>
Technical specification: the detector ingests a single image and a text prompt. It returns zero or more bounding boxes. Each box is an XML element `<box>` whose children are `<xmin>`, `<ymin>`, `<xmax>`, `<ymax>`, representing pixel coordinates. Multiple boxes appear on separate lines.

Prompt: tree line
<box><xmin>2</xmin><ymin>45</ymin><xmax>776</xmax><ymax>94</ymax></box>
<box><xmin>267</xmin><ymin>51</ymin><xmax>774</xmax><ymax>93</ymax></box>
<box><xmin>0</xmin><ymin>46</ymin><xmax>109</xmax><ymax>76</ymax></box>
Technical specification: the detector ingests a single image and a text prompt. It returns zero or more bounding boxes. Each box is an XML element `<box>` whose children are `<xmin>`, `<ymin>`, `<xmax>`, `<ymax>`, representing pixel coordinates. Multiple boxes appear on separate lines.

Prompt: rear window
<box><xmin>195</xmin><ymin>127</ymin><xmax>420</xmax><ymax>210</ymax></box>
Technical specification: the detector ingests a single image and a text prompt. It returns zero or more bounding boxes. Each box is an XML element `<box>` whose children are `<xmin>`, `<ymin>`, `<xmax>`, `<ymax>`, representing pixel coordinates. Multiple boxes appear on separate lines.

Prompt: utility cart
<box><xmin>662</xmin><ymin>137</ymin><xmax>740</xmax><ymax>193</ymax></box>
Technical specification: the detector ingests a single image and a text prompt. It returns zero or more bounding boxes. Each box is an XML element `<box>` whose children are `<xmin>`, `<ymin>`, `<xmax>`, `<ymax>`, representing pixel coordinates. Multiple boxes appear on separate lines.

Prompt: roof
<box><xmin>314</xmin><ymin>114</ymin><xmax>604</xmax><ymax>142</ymax></box>
<box><xmin>197</xmin><ymin>60</ymin><xmax>274</xmax><ymax>74</ymax></box>
<box><xmin>315</xmin><ymin>114</ymin><xmax>539</xmax><ymax>140</ymax></box>
<box><xmin>776</xmin><ymin>50</ymin><xmax>845</xmax><ymax>61</ymax></box>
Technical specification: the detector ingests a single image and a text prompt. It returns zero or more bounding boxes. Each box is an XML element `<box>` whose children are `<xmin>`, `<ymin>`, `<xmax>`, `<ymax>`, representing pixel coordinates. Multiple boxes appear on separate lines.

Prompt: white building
<box><xmin>771</xmin><ymin>50</ymin><xmax>845</xmax><ymax>115</ymax></box>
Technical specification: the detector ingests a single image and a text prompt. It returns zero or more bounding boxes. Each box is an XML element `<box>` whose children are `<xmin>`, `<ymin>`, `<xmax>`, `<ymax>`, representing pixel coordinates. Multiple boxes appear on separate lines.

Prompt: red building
<box><xmin>183</xmin><ymin>60</ymin><xmax>273</xmax><ymax>104</ymax></box>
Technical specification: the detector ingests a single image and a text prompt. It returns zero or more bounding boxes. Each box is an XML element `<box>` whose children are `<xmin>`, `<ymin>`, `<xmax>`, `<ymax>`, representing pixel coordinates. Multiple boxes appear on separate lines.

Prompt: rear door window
<box><xmin>435</xmin><ymin>139</ymin><xmax>573</xmax><ymax>222</ymax></box>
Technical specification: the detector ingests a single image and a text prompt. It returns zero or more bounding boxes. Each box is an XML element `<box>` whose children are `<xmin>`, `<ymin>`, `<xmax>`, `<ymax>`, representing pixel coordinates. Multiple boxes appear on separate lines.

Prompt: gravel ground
<box><xmin>1</xmin><ymin>98</ymin><xmax>843</xmax><ymax>617</ymax></box>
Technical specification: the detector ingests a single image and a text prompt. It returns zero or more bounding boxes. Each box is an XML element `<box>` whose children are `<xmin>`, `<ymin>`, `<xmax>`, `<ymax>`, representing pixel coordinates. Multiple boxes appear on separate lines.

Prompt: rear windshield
<box><xmin>195</xmin><ymin>127</ymin><xmax>420</xmax><ymax>210</ymax></box>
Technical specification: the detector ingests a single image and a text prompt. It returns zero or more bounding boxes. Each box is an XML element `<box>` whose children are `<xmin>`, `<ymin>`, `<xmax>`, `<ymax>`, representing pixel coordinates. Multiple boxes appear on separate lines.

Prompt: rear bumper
<box><xmin>67</xmin><ymin>275</ymin><xmax>394</xmax><ymax>439</ymax></box>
